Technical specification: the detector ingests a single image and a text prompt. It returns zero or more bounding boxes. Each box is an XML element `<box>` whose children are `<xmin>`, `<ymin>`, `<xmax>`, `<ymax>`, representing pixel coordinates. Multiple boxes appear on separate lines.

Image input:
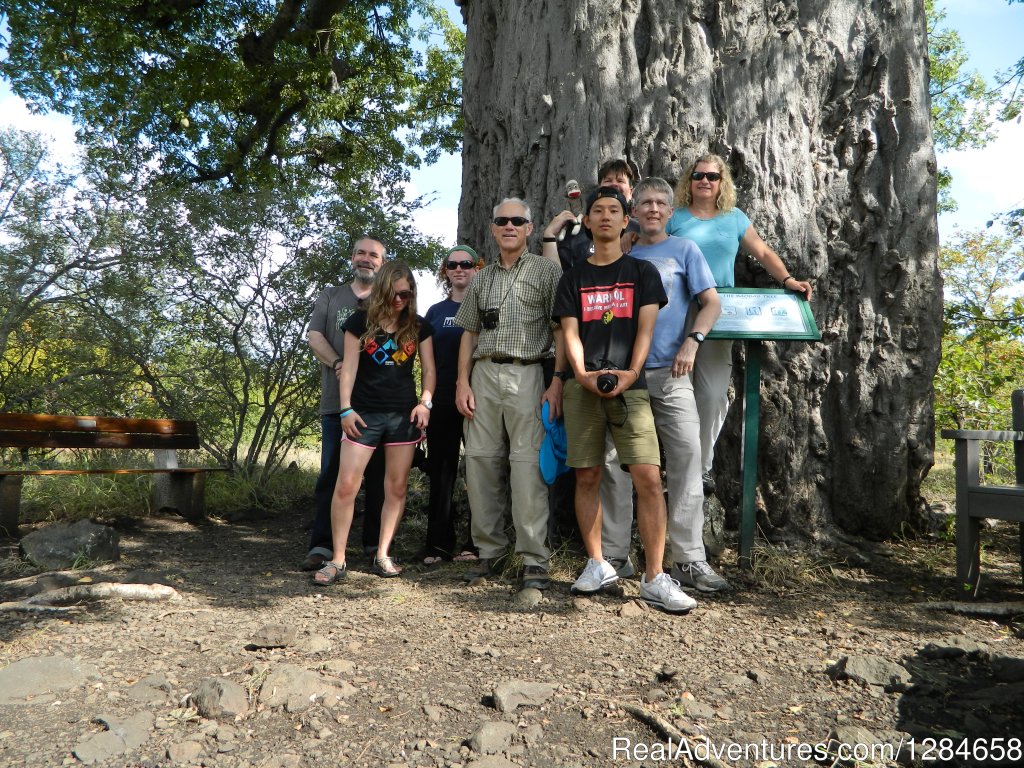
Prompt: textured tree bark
<box><xmin>457</xmin><ymin>0</ymin><xmax>941</xmax><ymax>538</ymax></box>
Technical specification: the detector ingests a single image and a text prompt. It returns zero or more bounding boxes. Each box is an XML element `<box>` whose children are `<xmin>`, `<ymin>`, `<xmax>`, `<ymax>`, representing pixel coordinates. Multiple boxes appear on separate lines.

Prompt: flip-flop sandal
<box><xmin>453</xmin><ymin>550</ymin><xmax>479</xmax><ymax>562</ymax></box>
<box><xmin>373</xmin><ymin>556</ymin><xmax>402</xmax><ymax>578</ymax></box>
<box><xmin>311</xmin><ymin>561</ymin><xmax>347</xmax><ymax>586</ymax></box>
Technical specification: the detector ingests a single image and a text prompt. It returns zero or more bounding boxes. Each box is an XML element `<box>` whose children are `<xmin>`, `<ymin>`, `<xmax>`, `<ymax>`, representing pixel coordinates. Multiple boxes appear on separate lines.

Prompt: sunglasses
<box><xmin>691</xmin><ymin>171</ymin><xmax>722</xmax><ymax>182</ymax></box>
<box><xmin>492</xmin><ymin>216</ymin><xmax>530</xmax><ymax>227</ymax></box>
<box><xmin>394</xmin><ymin>290</ymin><xmax>415</xmax><ymax>300</ymax></box>
<box><xmin>447</xmin><ymin>260</ymin><xmax>475</xmax><ymax>270</ymax></box>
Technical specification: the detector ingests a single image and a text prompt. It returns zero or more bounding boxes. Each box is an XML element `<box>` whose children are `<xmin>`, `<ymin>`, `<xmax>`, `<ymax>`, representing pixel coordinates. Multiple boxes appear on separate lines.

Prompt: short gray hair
<box><xmin>632</xmin><ymin>177</ymin><xmax>673</xmax><ymax>203</ymax></box>
<box><xmin>492</xmin><ymin>197</ymin><xmax>532</xmax><ymax>222</ymax></box>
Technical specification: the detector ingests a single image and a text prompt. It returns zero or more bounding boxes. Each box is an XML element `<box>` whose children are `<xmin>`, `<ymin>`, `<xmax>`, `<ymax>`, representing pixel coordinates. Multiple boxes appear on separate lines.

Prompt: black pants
<box><xmin>423</xmin><ymin>403</ymin><xmax>470</xmax><ymax>557</ymax></box>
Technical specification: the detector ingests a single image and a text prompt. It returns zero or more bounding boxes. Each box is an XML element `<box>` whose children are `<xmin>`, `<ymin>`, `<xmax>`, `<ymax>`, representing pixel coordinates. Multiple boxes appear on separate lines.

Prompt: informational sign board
<box><xmin>703</xmin><ymin>287</ymin><xmax>819</xmax><ymax>567</ymax></box>
<box><xmin>707</xmin><ymin>288</ymin><xmax>820</xmax><ymax>341</ymax></box>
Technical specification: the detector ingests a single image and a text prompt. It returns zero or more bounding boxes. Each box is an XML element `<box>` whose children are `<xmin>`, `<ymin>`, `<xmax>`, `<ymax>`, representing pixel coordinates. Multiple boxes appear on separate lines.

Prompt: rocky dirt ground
<box><xmin>1</xmin><ymin>501</ymin><xmax>1023</xmax><ymax>768</ymax></box>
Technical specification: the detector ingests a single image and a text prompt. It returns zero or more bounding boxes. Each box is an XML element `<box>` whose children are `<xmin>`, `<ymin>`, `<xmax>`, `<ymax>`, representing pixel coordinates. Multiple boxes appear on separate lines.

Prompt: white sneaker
<box><xmin>608</xmin><ymin>556</ymin><xmax>636</xmax><ymax>579</ymax></box>
<box><xmin>671</xmin><ymin>560</ymin><xmax>731</xmax><ymax>593</ymax></box>
<box><xmin>640</xmin><ymin>572</ymin><xmax>697</xmax><ymax>613</ymax></box>
<box><xmin>571</xmin><ymin>558</ymin><xmax>618</xmax><ymax>594</ymax></box>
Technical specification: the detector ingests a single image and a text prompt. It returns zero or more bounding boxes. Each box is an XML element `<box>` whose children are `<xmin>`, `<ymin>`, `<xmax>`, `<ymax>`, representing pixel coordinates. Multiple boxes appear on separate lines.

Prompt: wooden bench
<box><xmin>0</xmin><ymin>414</ymin><xmax>225</xmax><ymax>536</ymax></box>
<box><xmin>940</xmin><ymin>389</ymin><xmax>1024</xmax><ymax>597</ymax></box>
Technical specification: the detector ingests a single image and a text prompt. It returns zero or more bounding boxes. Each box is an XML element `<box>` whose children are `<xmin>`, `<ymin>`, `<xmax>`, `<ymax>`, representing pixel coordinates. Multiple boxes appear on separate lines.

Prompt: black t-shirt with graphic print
<box><xmin>342</xmin><ymin>311</ymin><xmax>434</xmax><ymax>412</ymax></box>
<box><xmin>552</xmin><ymin>255</ymin><xmax>667</xmax><ymax>390</ymax></box>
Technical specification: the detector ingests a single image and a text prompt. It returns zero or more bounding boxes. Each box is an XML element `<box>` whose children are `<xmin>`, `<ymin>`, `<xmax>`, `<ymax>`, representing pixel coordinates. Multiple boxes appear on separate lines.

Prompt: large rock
<box><xmin>0</xmin><ymin>655</ymin><xmax>101</xmax><ymax>704</ymax></box>
<box><xmin>468</xmin><ymin>721</ymin><xmax>518</xmax><ymax>754</ymax></box>
<box><xmin>193</xmin><ymin>677</ymin><xmax>250</xmax><ymax>718</ymax></box>
<box><xmin>828</xmin><ymin>655</ymin><xmax>910</xmax><ymax>691</ymax></box>
<box><xmin>492</xmin><ymin>680</ymin><xmax>556</xmax><ymax>712</ymax></box>
<box><xmin>73</xmin><ymin>712</ymin><xmax>154</xmax><ymax>765</ymax></box>
<box><xmin>257</xmin><ymin>664</ymin><xmax>357</xmax><ymax>713</ymax></box>
<box><xmin>249</xmin><ymin>623</ymin><xmax>297</xmax><ymax>649</ymax></box>
<box><xmin>127</xmin><ymin>673</ymin><xmax>172</xmax><ymax>704</ymax></box>
<box><xmin>20</xmin><ymin>519</ymin><xmax>119</xmax><ymax>569</ymax></box>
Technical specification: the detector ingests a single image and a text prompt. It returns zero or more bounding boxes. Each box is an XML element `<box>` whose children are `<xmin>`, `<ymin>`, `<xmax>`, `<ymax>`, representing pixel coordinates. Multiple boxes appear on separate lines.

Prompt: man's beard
<box><xmin>353</xmin><ymin>267</ymin><xmax>377</xmax><ymax>285</ymax></box>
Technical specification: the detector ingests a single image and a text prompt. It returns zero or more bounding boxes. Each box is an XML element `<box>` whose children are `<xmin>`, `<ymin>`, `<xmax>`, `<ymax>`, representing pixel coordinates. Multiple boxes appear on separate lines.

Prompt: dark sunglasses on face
<box><xmin>446</xmin><ymin>260</ymin><xmax>475</xmax><ymax>270</ymax></box>
<box><xmin>691</xmin><ymin>171</ymin><xmax>722</xmax><ymax>182</ymax></box>
<box><xmin>394</xmin><ymin>290</ymin><xmax>415</xmax><ymax>300</ymax></box>
<box><xmin>492</xmin><ymin>216</ymin><xmax>529</xmax><ymax>227</ymax></box>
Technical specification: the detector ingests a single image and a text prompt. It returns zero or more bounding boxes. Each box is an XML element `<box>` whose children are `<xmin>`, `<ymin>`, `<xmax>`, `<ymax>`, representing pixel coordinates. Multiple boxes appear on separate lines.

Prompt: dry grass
<box><xmin>750</xmin><ymin>537</ymin><xmax>842</xmax><ymax>595</ymax></box>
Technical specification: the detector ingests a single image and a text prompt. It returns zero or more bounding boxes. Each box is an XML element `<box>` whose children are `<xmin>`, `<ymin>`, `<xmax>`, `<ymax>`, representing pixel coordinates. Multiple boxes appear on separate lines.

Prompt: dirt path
<box><xmin>1</xmin><ymin>507</ymin><xmax>1022</xmax><ymax>767</ymax></box>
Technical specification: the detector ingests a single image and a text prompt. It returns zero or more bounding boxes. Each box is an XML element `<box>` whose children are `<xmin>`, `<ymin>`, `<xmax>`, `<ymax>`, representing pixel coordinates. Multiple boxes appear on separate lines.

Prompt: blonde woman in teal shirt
<box><xmin>666</xmin><ymin>153</ymin><xmax>812</xmax><ymax>491</ymax></box>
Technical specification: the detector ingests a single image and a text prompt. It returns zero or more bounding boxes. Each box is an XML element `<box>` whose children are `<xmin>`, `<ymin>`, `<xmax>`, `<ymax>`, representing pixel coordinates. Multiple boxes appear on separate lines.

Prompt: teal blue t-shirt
<box><xmin>665</xmin><ymin>207</ymin><xmax>751</xmax><ymax>288</ymax></box>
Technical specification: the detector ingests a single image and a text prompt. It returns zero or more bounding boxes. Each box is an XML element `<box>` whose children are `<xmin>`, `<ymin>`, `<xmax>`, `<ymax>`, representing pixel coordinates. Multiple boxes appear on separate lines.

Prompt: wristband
<box><xmin>332</xmin><ymin>356</ymin><xmax>343</xmax><ymax>370</ymax></box>
<box><xmin>339</xmin><ymin>408</ymin><xmax>353</xmax><ymax>418</ymax></box>
<box><xmin>780</xmin><ymin>275</ymin><xmax>793</xmax><ymax>286</ymax></box>
<box><xmin>542</xmin><ymin>236</ymin><xmax>558</xmax><ymax>243</ymax></box>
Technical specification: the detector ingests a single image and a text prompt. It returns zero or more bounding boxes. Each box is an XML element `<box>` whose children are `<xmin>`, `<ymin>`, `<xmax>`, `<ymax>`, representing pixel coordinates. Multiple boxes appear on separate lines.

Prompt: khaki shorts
<box><xmin>561</xmin><ymin>380</ymin><xmax>660</xmax><ymax>468</ymax></box>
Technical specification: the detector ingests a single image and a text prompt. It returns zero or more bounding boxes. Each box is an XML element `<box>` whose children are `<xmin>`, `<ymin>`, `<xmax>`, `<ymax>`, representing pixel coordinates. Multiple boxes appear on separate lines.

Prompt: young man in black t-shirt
<box><xmin>552</xmin><ymin>187</ymin><xmax>697</xmax><ymax>614</ymax></box>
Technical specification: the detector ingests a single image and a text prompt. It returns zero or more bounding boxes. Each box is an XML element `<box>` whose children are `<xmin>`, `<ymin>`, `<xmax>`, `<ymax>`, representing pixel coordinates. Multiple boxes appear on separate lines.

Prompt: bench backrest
<box><xmin>0</xmin><ymin>414</ymin><xmax>199</xmax><ymax>451</ymax></box>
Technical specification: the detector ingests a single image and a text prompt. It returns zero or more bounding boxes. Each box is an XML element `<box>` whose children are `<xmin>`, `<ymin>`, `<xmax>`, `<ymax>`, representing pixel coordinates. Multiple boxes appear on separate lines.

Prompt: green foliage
<box><xmin>927</xmin><ymin>0</ymin><xmax>998</xmax><ymax>153</ymax></box>
<box><xmin>0</xmin><ymin>1</ymin><xmax>464</xmax><ymax>195</ymax></box>
<box><xmin>1</xmin><ymin>127</ymin><xmax>445</xmax><ymax>483</ymax></box>
<box><xmin>935</xmin><ymin>228</ymin><xmax>1024</xmax><ymax>480</ymax></box>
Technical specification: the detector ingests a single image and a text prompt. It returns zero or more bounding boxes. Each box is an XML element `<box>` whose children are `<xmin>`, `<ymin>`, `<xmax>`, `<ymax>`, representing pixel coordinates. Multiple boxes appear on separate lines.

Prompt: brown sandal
<box><xmin>373</xmin><ymin>556</ymin><xmax>402</xmax><ymax>578</ymax></box>
<box><xmin>311</xmin><ymin>561</ymin><xmax>347</xmax><ymax>585</ymax></box>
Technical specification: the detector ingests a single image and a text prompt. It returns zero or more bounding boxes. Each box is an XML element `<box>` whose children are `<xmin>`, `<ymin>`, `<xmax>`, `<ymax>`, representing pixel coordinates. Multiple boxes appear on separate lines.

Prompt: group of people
<box><xmin>300</xmin><ymin>153</ymin><xmax>812</xmax><ymax>614</ymax></box>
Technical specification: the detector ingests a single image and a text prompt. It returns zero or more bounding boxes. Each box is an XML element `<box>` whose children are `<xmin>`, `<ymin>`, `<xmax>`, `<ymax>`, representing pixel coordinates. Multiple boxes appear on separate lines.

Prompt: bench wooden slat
<box><xmin>940</xmin><ymin>429</ymin><xmax>1024</xmax><ymax>441</ymax></box>
<box><xmin>0</xmin><ymin>468</ymin><xmax>225</xmax><ymax>476</ymax></box>
<box><xmin>0</xmin><ymin>431</ymin><xmax>198</xmax><ymax>450</ymax></box>
<box><xmin>967</xmin><ymin>489</ymin><xmax>1024</xmax><ymax>523</ymax></box>
<box><xmin>0</xmin><ymin>413</ymin><xmax>197</xmax><ymax>436</ymax></box>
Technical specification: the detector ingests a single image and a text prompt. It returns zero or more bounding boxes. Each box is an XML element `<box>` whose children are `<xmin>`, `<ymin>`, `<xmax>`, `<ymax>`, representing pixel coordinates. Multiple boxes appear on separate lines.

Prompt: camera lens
<box><xmin>597</xmin><ymin>373</ymin><xmax>618</xmax><ymax>394</ymax></box>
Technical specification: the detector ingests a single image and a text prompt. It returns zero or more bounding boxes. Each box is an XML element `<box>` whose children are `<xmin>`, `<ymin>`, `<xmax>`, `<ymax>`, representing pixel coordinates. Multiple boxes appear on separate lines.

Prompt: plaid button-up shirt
<box><xmin>455</xmin><ymin>250</ymin><xmax>562</xmax><ymax>361</ymax></box>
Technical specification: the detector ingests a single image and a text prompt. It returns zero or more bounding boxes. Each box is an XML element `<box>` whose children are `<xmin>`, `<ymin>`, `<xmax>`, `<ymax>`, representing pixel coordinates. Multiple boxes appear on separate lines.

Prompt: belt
<box><xmin>487</xmin><ymin>356</ymin><xmax>543</xmax><ymax>365</ymax></box>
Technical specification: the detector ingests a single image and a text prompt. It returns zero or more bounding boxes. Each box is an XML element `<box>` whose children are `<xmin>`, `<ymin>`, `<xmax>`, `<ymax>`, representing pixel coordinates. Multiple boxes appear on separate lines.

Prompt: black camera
<box><xmin>481</xmin><ymin>308</ymin><xmax>500</xmax><ymax>330</ymax></box>
<box><xmin>596</xmin><ymin>372</ymin><xmax>618</xmax><ymax>394</ymax></box>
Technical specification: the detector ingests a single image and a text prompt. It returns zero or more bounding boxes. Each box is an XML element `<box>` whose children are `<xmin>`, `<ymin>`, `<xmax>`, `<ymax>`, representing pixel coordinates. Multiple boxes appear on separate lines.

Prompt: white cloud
<box><xmin>938</xmin><ymin>116</ymin><xmax>1024</xmax><ymax>236</ymax></box>
<box><xmin>0</xmin><ymin>88</ymin><xmax>80</xmax><ymax>169</ymax></box>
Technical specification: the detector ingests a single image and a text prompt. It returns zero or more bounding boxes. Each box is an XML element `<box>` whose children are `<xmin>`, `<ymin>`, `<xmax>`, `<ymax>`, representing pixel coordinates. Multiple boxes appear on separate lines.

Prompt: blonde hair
<box><xmin>362</xmin><ymin>261</ymin><xmax>420</xmax><ymax>350</ymax></box>
<box><xmin>675</xmin><ymin>153</ymin><xmax>737</xmax><ymax>212</ymax></box>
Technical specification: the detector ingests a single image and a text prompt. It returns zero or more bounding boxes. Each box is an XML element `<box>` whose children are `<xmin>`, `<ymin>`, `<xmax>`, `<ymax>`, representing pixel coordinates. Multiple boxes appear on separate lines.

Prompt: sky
<box><xmin>1</xmin><ymin>0</ymin><xmax>1021</xmax><ymax>308</ymax></box>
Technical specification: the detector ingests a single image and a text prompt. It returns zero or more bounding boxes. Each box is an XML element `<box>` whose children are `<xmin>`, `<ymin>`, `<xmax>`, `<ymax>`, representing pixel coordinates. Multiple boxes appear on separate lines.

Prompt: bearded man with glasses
<box><xmin>301</xmin><ymin>236</ymin><xmax>387</xmax><ymax>572</ymax></box>
<box><xmin>454</xmin><ymin>197</ymin><xmax>565</xmax><ymax>592</ymax></box>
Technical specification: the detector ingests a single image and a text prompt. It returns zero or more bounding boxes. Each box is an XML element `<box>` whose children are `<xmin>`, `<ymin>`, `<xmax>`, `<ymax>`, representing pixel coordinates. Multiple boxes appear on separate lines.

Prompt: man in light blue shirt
<box><xmin>603</xmin><ymin>177</ymin><xmax>731</xmax><ymax>594</ymax></box>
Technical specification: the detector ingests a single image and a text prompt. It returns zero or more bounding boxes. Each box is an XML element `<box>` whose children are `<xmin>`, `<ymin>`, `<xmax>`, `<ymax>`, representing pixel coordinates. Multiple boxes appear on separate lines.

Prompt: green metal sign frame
<box><xmin>705</xmin><ymin>288</ymin><xmax>820</xmax><ymax>568</ymax></box>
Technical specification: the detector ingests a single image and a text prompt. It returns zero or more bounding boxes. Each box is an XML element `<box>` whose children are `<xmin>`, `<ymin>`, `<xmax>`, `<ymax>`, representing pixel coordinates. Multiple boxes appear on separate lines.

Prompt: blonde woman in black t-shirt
<box><xmin>312</xmin><ymin>261</ymin><xmax>436</xmax><ymax>584</ymax></box>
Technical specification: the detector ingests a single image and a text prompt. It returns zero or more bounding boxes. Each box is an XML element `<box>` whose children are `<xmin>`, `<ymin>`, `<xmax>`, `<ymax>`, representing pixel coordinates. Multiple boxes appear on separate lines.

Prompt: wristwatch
<box><xmin>552</xmin><ymin>371</ymin><xmax>569</xmax><ymax>381</ymax></box>
<box><xmin>688</xmin><ymin>332</ymin><xmax>706</xmax><ymax>344</ymax></box>
<box><xmin>420</xmin><ymin>400</ymin><xmax>433</xmax><ymax>410</ymax></box>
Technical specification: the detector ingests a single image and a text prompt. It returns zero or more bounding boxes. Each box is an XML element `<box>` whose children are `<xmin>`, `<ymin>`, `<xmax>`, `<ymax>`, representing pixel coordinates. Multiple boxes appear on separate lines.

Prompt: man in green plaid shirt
<box><xmin>455</xmin><ymin>197</ymin><xmax>565</xmax><ymax>591</ymax></box>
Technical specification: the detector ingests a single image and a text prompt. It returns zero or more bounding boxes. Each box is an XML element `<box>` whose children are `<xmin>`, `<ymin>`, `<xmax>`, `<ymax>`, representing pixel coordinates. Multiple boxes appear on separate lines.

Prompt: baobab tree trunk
<box><xmin>455</xmin><ymin>0</ymin><xmax>941</xmax><ymax>539</ymax></box>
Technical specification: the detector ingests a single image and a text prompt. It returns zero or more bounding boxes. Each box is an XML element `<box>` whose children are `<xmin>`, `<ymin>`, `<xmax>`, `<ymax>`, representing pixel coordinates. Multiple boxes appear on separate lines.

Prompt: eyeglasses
<box><xmin>394</xmin><ymin>290</ymin><xmax>415</xmax><ymax>300</ymax></box>
<box><xmin>492</xmin><ymin>216</ymin><xmax>529</xmax><ymax>227</ymax></box>
<box><xmin>446</xmin><ymin>260</ymin><xmax>475</xmax><ymax>270</ymax></box>
<box><xmin>691</xmin><ymin>171</ymin><xmax>722</xmax><ymax>182</ymax></box>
